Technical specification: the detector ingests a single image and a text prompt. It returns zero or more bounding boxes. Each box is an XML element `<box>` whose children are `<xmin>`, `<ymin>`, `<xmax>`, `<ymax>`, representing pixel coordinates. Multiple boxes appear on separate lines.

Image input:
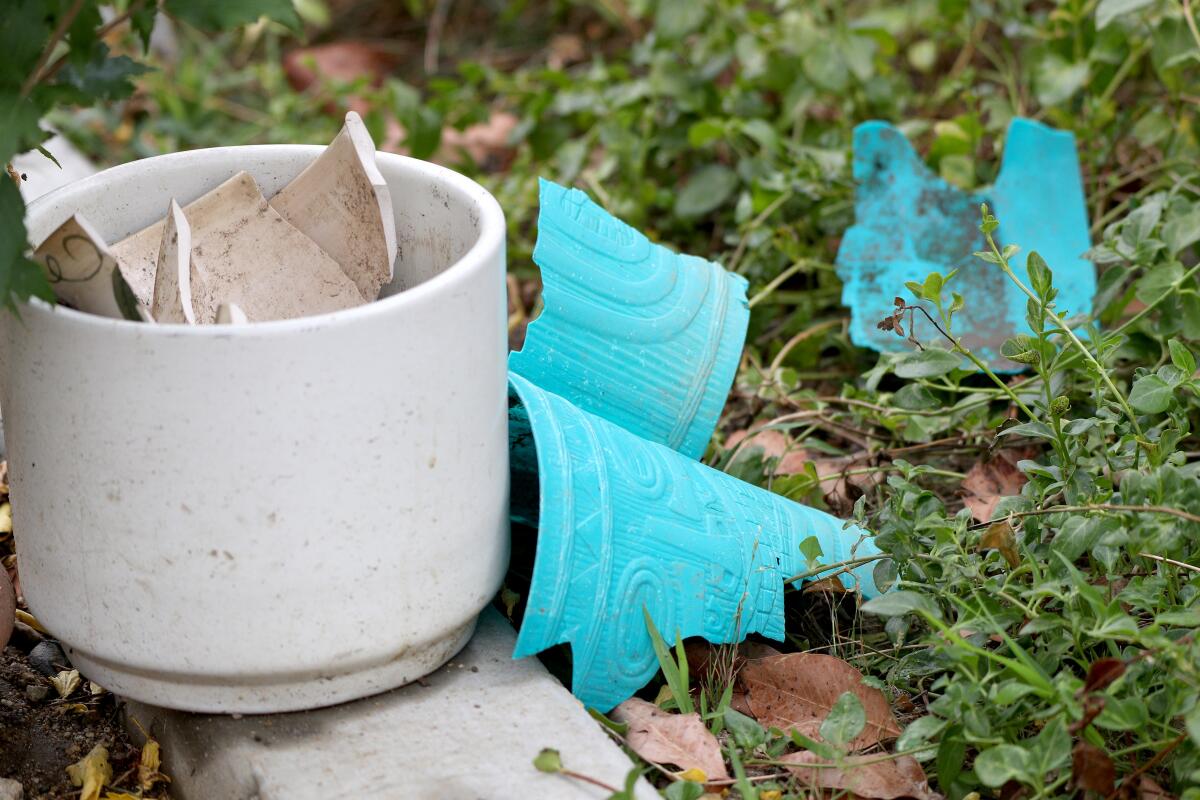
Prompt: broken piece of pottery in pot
<box><xmin>32</xmin><ymin>213</ymin><xmax>142</xmax><ymax>320</ymax></box>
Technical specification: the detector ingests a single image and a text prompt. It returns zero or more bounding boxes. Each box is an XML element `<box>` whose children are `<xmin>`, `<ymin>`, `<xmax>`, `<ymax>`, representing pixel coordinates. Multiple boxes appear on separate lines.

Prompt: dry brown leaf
<box><xmin>741</xmin><ymin>653</ymin><xmax>901</xmax><ymax>749</ymax></box>
<box><xmin>611</xmin><ymin>698</ymin><xmax>730</xmax><ymax>781</ymax></box>
<box><xmin>1071</xmin><ymin>741</ymin><xmax>1115</xmax><ymax>795</ymax></box>
<box><xmin>979</xmin><ymin>521</ymin><xmax>1020</xmax><ymax>568</ymax></box>
<box><xmin>67</xmin><ymin>743</ymin><xmax>112</xmax><ymax>800</ymax></box>
<box><xmin>780</xmin><ymin>750</ymin><xmax>941</xmax><ymax>800</ymax></box>
<box><xmin>282</xmin><ymin>41</ymin><xmax>398</xmax><ymax>115</ymax></box>
<box><xmin>1132</xmin><ymin>775</ymin><xmax>1174</xmax><ymax>800</ymax></box>
<box><xmin>803</xmin><ymin>576</ymin><xmax>850</xmax><ymax>594</ymax></box>
<box><xmin>962</xmin><ymin>455</ymin><xmax>1026</xmax><ymax>523</ymax></box>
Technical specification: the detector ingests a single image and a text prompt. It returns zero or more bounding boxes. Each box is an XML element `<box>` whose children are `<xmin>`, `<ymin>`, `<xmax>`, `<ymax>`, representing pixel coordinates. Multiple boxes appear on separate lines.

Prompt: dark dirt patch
<box><xmin>0</xmin><ymin>627</ymin><xmax>145</xmax><ymax>800</ymax></box>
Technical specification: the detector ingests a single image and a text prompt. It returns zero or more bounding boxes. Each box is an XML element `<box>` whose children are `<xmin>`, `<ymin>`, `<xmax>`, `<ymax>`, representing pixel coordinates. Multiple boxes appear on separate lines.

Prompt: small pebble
<box><xmin>0</xmin><ymin>777</ymin><xmax>24</xmax><ymax>800</ymax></box>
<box><xmin>25</xmin><ymin>683</ymin><xmax>49</xmax><ymax>702</ymax></box>
<box><xmin>28</xmin><ymin>640</ymin><xmax>69</xmax><ymax>677</ymax></box>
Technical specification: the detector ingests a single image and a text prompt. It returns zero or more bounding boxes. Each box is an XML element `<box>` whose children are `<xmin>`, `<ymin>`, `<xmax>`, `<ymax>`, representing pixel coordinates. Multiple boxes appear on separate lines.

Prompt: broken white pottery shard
<box><xmin>215</xmin><ymin>303</ymin><xmax>247</xmax><ymax>324</ymax></box>
<box><xmin>117</xmin><ymin>171</ymin><xmax>364</xmax><ymax>322</ymax></box>
<box><xmin>33</xmin><ymin>214</ymin><xmax>143</xmax><ymax>320</ymax></box>
<box><xmin>150</xmin><ymin>200</ymin><xmax>209</xmax><ymax>324</ymax></box>
<box><xmin>269</xmin><ymin>111</ymin><xmax>397</xmax><ymax>301</ymax></box>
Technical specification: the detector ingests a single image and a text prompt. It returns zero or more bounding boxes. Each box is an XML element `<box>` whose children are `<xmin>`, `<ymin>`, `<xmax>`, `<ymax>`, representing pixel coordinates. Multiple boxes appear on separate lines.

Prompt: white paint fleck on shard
<box><xmin>270</xmin><ymin>111</ymin><xmax>397</xmax><ymax>301</ymax></box>
<box><xmin>33</xmin><ymin>213</ymin><xmax>144</xmax><ymax>320</ymax></box>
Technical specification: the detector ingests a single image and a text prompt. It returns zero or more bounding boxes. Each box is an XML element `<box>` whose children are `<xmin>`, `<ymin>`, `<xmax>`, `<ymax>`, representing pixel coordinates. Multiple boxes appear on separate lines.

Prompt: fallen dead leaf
<box><xmin>611</xmin><ymin>697</ymin><xmax>730</xmax><ymax>781</ymax></box>
<box><xmin>138</xmin><ymin>738</ymin><xmax>170</xmax><ymax>792</ymax></box>
<box><xmin>741</xmin><ymin>653</ymin><xmax>901</xmax><ymax>749</ymax></box>
<box><xmin>1072</xmin><ymin>741</ymin><xmax>1115</xmax><ymax>795</ymax></box>
<box><xmin>1134</xmin><ymin>775</ymin><xmax>1175</xmax><ymax>800</ymax></box>
<box><xmin>803</xmin><ymin>576</ymin><xmax>850</xmax><ymax>595</ymax></box>
<box><xmin>979</xmin><ymin>521</ymin><xmax>1020</xmax><ymax>568</ymax></box>
<box><xmin>780</xmin><ymin>750</ymin><xmax>942</xmax><ymax>800</ymax></box>
<box><xmin>67</xmin><ymin>743</ymin><xmax>112</xmax><ymax>800</ymax></box>
<box><xmin>1083</xmin><ymin>658</ymin><xmax>1127</xmax><ymax>694</ymax></box>
<box><xmin>962</xmin><ymin>455</ymin><xmax>1026</xmax><ymax>523</ymax></box>
<box><xmin>282</xmin><ymin>41</ymin><xmax>398</xmax><ymax>115</ymax></box>
<box><xmin>548</xmin><ymin>33</ymin><xmax>585</xmax><ymax>68</ymax></box>
<box><xmin>50</xmin><ymin>668</ymin><xmax>81</xmax><ymax>699</ymax></box>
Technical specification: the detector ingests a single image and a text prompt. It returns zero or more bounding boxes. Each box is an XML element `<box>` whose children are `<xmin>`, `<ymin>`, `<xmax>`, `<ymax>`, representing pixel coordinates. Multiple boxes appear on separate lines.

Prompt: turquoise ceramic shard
<box><xmin>836</xmin><ymin>118</ymin><xmax>1094</xmax><ymax>370</ymax></box>
<box><xmin>509</xmin><ymin>178</ymin><xmax>750</xmax><ymax>459</ymax></box>
<box><xmin>508</xmin><ymin>373</ymin><xmax>882</xmax><ymax>712</ymax></box>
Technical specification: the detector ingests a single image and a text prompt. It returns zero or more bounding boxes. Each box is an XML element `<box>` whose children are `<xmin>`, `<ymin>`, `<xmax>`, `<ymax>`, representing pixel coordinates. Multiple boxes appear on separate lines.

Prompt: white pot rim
<box><xmin>22</xmin><ymin>144</ymin><xmax>506</xmax><ymax>337</ymax></box>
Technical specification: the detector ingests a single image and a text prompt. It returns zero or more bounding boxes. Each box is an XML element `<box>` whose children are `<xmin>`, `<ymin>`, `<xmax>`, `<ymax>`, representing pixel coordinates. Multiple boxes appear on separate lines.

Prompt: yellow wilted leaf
<box><xmin>66</xmin><ymin>744</ymin><xmax>112</xmax><ymax>800</ymax></box>
<box><xmin>0</xmin><ymin>502</ymin><xmax>11</xmax><ymax>534</ymax></box>
<box><xmin>138</xmin><ymin>738</ymin><xmax>170</xmax><ymax>791</ymax></box>
<box><xmin>677</xmin><ymin>768</ymin><xmax>708</xmax><ymax>782</ymax></box>
<box><xmin>102</xmin><ymin>793</ymin><xmax>140</xmax><ymax>800</ymax></box>
<box><xmin>51</xmin><ymin>668</ymin><xmax>81</xmax><ymax>698</ymax></box>
<box><xmin>15</xmin><ymin>609</ymin><xmax>46</xmax><ymax>633</ymax></box>
<box><xmin>652</xmin><ymin>683</ymin><xmax>675</xmax><ymax>708</ymax></box>
<box><xmin>760</xmin><ymin>792</ymin><xmax>783</xmax><ymax>800</ymax></box>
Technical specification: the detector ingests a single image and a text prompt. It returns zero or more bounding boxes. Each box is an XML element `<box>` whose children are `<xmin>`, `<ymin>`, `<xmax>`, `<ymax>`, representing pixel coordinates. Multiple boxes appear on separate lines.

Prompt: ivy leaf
<box><xmin>54</xmin><ymin>43</ymin><xmax>152</xmax><ymax>101</ymax></box>
<box><xmin>164</xmin><ymin>0</ymin><xmax>301</xmax><ymax>32</ymax></box>
<box><xmin>1129</xmin><ymin>374</ymin><xmax>1174</xmax><ymax>413</ymax></box>
<box><xmin>130</xmin><ymin>4</ymin><xmax>159</xmax><ymax>52</ymax></box>
<box><xmin>675</xmin><ymin>164</ymin><xmax>738</xmax><ymax>219</ymax></box>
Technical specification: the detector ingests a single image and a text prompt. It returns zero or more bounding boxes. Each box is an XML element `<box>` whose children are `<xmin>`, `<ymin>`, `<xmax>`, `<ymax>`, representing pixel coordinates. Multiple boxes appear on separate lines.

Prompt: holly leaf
<box><xmin>54</xmin><ymin>43</ymin><xmax>152</xmax><ymax>100</ymax></box>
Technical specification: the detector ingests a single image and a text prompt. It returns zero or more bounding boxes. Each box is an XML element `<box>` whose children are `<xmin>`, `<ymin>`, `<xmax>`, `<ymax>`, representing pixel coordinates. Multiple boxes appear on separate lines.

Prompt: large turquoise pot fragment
<box><xmin>510</xmin><ymin>179</ymin><xmax>750</xmax><ymax>459</ymax></box>
<box><xmin>508</xmin><ymin>373</ymin><xmax>881</xmax><ymax>712</ymax></box>
<box><xmin>836</xmin><ymin>118</ymin><xmax>1094</xmax><ymax>370</ymax></box>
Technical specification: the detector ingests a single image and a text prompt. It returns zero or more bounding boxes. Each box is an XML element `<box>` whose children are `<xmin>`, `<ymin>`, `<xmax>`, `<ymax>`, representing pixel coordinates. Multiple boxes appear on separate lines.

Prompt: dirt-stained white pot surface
<box><xmin>4</xmin><ymin>147</ymin><xmax>509</xmax><ymax>713</ymax></box>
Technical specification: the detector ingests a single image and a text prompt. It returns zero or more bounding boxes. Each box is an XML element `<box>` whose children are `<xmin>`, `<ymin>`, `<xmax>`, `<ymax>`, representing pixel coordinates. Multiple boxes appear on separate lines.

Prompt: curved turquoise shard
<box><xmin>836</xmin><ymin>118</ymin><xmax>1094</xmax><ymax>370</ymax></box>
<box><xmin>509</xmin><ymin>179</ymin><xmax>750</xmax><ymax>459</ymax></box>
<box><xmin>508</xmin><ymin>373</ymin><xmax>882</xmax><ymax>712</ymax></box>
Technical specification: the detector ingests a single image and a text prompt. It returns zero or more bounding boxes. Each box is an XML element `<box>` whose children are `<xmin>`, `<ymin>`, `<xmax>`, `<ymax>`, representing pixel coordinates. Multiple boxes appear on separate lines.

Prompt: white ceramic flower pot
<box><xmin>3</xmin><ymin>146</ymin><xmax>509</xmax><ymax>713</ymax></box>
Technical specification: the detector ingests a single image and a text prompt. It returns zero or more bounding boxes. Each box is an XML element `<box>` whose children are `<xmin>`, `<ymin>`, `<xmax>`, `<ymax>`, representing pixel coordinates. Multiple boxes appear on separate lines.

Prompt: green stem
<box><xmin>984</xmin><ymin>229</ymin><xmax>1145</xmax><ymax>437</ymax></box>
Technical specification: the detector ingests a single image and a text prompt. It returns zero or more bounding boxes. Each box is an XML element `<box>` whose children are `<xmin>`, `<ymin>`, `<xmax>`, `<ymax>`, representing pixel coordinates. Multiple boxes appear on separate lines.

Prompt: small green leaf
<box><xmin>861</xmin><ymin>590</ymin><xmax>942</xmax><ymax>620</ymax></box>
<box><xmin>936</xmin><ymin>725</ymin><xmax>966</xmax><ymax>788</ymax></box>
<box><xmin>1129</xmin><ymin>374</ymin><xmax>1174</xmax><ymax>413</ymax></box>
<box><xmin>1185</xmin><ymin>705</ymin><xmax>1200</xmax><ymax>747</ymax></box>
<box><xmin>723</xmin><ymin>708</ymin><xmax>766</xmax><ymax>749</ymax></box>
<box><xmin>974</xmin><ymin>744</ymin><xmax>1033</xmax><ymax>787</ymax></box>
<box><xmin>799</xmin><ymin>535</ymin><xmax>824</xmax><ymax>564</ymax></box>
<box><xmin>1169</xmin><ymin>338</ymin><xmax>1196</xmax><ymax>375</ymax></box>
<box><xmin>894</xmin><ymin>349</ymin><xmax>962</xmax><ymax>379</ymax></box>
<box><xmin>164</xmin><ymin>0</ymin><xmax>301</xmax><ymax>31</ymax></box>
<box><xmin>665</xmin><ymin>780</ymin><xmax>705</xmax><ymax>800</ymax></box>
<box><xmin>675</xmin><ymin>164</ymin><xmax>739</xmax><ymax>219</ymax></box>
<box><xmin>820</xmin><ymin>691</ymin><xmax>866</xmax><ymax>747</ymax></box>
<box><xmin>1096</xmin><ymin>0</ymin><xmax>1156</xmax><ymax>29</ymax></box>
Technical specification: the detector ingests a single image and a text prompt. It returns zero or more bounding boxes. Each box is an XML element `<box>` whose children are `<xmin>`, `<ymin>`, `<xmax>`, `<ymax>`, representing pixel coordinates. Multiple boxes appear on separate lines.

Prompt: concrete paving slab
<box><xmin>123</xmin><ymin>608</ymin><xmax>658</xmax><ymax>799</ymax></box>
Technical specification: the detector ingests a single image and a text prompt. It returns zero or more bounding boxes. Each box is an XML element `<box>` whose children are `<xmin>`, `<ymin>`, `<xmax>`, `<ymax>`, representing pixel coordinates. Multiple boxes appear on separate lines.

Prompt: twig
<box><xmin>768</xmin><ymin>320</ymin><xmax>842</xmax><ymax>373</ymax></box>
<box><xmin>1138</xmin><ymin>552</ymin><xmax>1200</xmax><ymax>573</ymax></box>
<box><xmin>970</xmin><ymin>504</ymin><xmax>1200</xmax><ymax>531</ymax></box>
<box><xmin>1104</xmin><ymin>733</ymin><xmax>1186</xmax><ymax>800</ymax></box>
<box><xmin>424</xmin><ymin>0</ymin><xmax>453</xmax><ymax>74</ymax></box>
<box><xmin>558</xmin><ymin>768</ymin><xmax>619</xmax><ymax>794</ymax></box>
<box><xmin>20</xmin><ymin>0</ymin><xmax>86</xmax><ymax>97</ymax></box>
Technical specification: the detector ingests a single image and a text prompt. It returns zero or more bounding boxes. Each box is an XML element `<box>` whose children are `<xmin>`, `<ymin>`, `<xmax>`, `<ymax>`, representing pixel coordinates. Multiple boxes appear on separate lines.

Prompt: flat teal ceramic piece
<box><xmin>508</xmin><ymin>373</ymin><xmax>882</xmax><ymax>712</ymax></box>
<box><xmin>836</xmin><ymin>118</ymin><xmax>1094</xmax><ymax>370</ymax></box>
<box><xmin>509</xmin><ymin>179</ymin><xmax>750</xmax><ymax>459</ymax></box>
